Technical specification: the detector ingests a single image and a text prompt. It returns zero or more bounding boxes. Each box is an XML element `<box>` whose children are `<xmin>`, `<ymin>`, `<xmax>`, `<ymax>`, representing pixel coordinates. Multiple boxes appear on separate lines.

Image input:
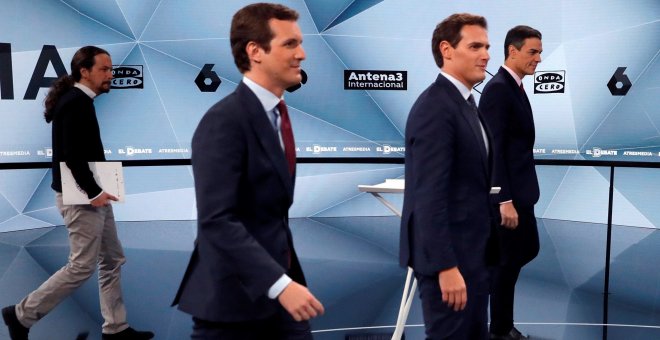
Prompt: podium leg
<box><xmin>392</xmin><ymin>267</ymin><xmax>416</xmax><ymax>340</ymax></box>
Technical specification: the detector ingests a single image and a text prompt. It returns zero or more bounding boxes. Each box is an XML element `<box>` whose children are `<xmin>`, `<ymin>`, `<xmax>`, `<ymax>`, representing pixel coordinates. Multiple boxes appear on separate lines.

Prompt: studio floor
<box><xmin>1</xmin><ymin>217</ymin><xmax>659</xmax><ymax>339</ymax></box>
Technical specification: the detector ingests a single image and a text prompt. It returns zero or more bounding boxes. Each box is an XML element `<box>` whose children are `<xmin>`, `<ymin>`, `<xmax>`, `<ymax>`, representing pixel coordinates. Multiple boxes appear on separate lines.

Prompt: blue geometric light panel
<box><xmin>0</xmin><ymin>0</ymin><xmax>657</xmax><ymax>162</ymax></box>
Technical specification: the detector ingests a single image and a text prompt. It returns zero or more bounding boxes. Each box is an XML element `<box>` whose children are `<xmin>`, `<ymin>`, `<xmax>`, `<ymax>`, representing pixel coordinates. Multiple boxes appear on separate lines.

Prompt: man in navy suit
<box><xmin>172</xmin><ymin>3</ymin><xmax>324</xmax><ymax>339</ymax></box>
<box><xmin>479</xmin><ymin>26</ymin><xmax>543</xmax><ymax>340</ymax></box>
<box><xmin>400</xmin><ymin>13</ymin><xmax>496</xmax><ymax>339</ymax></box>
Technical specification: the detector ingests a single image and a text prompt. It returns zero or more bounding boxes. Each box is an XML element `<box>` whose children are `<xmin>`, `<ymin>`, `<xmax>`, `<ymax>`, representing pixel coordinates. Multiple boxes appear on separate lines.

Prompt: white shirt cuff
<box><xmin>500</xmin><ymin>200</ymin><xmax>513</xmax><ymax>204</ymax></box>
<box><xmin>267</xmin><ymin>274</ymin><xmax>292</xmax><ymax>299</ymax></box>
<box><xmin>90</xmin><ymin>191</ymin><xmax>104</xmax><ymax>201</ymax></box>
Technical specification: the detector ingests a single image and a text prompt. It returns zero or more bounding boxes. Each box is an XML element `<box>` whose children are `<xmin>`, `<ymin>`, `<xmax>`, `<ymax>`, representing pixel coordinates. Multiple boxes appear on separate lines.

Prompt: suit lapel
<box><xmin>436</xmin><ymin>75</ymin><xmax>490</xmax><ymax>175</ymax></box>
<box><xmin>521</xmin><ymin>87</ymin><xmax>532</xmax><ymax>112</ymax></box>
<box><xmin>236</xmin><ymin>83</ymin><xmax>294</xmax><ymax>201</ymax></box>
<box><xmin>500</xmin><ymin>67</ymin><xmax>534</xmax><ymax>125</ymax></box>
<box><xmin>478</xmin><ymin>110</ymin><xmax>494</xmax><ymax>177</ymax></box>
<box><xmin>462</xmin><ymin>104</ymin><xmax>490</xmax><ymax>175</ymax></box>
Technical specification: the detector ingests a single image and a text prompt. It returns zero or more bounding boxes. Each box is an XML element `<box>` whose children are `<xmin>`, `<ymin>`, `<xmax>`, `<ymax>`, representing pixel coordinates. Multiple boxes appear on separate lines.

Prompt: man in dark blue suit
<box><xmin>400</xmin><ymin>13</ymin><xmax>497</xmax><ymax>339</ymax></box>
<box><xmin>172</xmin><ymin>3</ymin><xmax>324</xmax><ymax>339</ymax></box>
<box><xmin>479</xmin><ymin>26</ymin><xmax>543</xmax><ymax>340</ymax></box>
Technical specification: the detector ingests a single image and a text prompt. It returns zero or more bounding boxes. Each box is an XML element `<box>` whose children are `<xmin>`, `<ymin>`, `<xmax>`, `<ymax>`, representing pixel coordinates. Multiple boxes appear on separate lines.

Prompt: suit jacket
<box><xmin>400</xmin><ymin>73</ymin><xmax>495</xmax><ymax>280</ymax></box>
<box><xmin>479</xmin><ymin>67</ymin><xmax>539</xmax><ymax>207</ymax></box>
<box><xmin>172</xmin><ymin>82</ymin><xmax>305</xmax><ymax>322</ymax></box>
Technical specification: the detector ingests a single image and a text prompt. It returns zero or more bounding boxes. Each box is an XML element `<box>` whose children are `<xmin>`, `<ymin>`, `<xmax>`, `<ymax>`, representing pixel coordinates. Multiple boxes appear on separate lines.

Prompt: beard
<box><xmin>99</xmin><ymin>81</ymin><xmax>111</xmax><ymax>93</ymax></box>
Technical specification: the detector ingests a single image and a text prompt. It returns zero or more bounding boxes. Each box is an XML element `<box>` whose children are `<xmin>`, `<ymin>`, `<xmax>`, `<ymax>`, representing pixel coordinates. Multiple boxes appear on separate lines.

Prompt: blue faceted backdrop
<box><xmin>0</xmin><ymin>1</ymin><xmax>660</xmax><ymax>339</ymax></box>
<box><xmin>0</xmin><ymin>0</ymin><xmax>658</xmax><ymax>161</ymax></box>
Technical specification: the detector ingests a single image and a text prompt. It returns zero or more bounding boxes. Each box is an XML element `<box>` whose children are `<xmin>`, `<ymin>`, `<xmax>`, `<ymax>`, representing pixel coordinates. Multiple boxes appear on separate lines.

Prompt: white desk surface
<box><xmin>357</xmin><ymin>179</ymin><xmax>404</xmax><ymax>194</ymax></box>
<box><xmin>360</xmin><ymin>179</ymin><xmax>501</xmax><ymax>195</ymax></box>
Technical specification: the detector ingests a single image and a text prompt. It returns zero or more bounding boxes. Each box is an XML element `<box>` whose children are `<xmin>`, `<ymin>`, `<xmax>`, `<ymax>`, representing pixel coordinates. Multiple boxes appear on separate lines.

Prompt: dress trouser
<box><xmin>16</xmin><ymin>193</ymin><xmax>129</xmax><ymax>334</ymax></box>
<box><xmin>416</xmin><ymin>271</ymin><xmax>489</xmax><ymax>340</ymax></box>
<box><xmin>191</xmin><ymin>305</ymin><xmax>312</xmax><ymax>340</ymax></box>
<box><xmin>489</xmin><ymin>205</ymin><xmax>539</xmax><ymax>335</ymax></box>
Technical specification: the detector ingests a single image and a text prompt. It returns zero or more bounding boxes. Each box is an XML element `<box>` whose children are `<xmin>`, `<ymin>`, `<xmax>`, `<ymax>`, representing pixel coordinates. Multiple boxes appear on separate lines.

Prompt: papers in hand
<box><xmin>60</xmin><ymin>162</ymin><xmax>125</xmax><ymax>205</ymax></box>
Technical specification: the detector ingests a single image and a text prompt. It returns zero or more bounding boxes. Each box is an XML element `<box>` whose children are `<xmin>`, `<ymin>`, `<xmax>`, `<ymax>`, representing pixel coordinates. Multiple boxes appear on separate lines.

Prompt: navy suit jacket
<box><xmin>479</xmin><ymin>67</ymin><xmax>539</xmax><ymax>207</ymax></box>
<box><xmin>400</xmin><ymin>73</ymin><xmax>495</xmax><ymax>280</ymax></box>
<box><xmin>172</xmin><ymin>82</ymin><xmax>305</xmax><ymax>322</ymax></box>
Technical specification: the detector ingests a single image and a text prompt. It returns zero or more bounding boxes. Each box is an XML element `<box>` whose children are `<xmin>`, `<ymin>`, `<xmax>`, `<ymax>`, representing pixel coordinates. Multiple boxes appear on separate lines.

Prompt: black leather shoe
<box><xmin>102</xmin><ymin>327</ymin><xmax>154</xmax><ymax>340</ymax></box>
<box><xmin>490</xmin><ymin>327</ymin><xmax>529</xmax><ymax>340</ymax></box>
<box><xmin>2</xmin><ymin>305</ymin><xmax>29</xmax><ymax>340</ymax></box>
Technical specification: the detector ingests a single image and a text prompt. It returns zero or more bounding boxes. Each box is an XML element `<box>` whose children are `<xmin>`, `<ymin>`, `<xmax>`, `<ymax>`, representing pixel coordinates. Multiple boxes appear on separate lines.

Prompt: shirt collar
<box><xmin>242</xmin><ymin>76</ymin><xmax>282</xmax><ymax>112</ymax></box>
<box><xmin>502</xmin><ymin>64</ymin><xmax>523</xmax><ymax>86</ymax></box>
<box><xmin>440</xmin><ymin>71</ymin><xmax>472</xmax><ymax>101</ymax></box>
<box><xmin>74</xmin><ymin>83</ymin><xmax>97</xmax><ymax>99</ymax></box>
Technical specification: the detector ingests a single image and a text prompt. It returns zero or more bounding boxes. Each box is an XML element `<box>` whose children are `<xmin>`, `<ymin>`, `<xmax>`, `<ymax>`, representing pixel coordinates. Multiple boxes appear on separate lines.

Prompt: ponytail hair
<box><xmin>43</xmin><ymin>45</ymin><xmax>110</xmax><ymax>123</ymax></box>
<box><xmin>44</xmin><ymin>75</ymin><xmax>74</xmax><ymax>123</ymax></box>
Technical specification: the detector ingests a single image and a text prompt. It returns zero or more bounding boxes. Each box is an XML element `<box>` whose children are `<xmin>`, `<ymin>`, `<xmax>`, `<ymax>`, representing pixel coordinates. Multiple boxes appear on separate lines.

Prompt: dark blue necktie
<box><xmin>467</xmin><ymin>94</ymin><xmax>488</xmax><ymax>155</ymax></box>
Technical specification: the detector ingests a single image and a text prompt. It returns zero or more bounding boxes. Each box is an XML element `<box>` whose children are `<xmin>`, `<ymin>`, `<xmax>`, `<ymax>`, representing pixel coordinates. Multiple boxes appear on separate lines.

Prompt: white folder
<box><xmin>60</xmin><ymin>162</ymin><xmax>125</xmax><ymax>204</ymax></box>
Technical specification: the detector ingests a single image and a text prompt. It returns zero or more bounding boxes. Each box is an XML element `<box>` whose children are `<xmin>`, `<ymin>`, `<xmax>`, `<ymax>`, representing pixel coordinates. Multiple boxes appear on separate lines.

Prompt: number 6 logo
<box><xmin>195</xmin><ymin>64</ymin><xmax>221</xmax><ymax>92</ymax></box>
<box><xmin>607</xmin><ymin>67</ymin><xmax>632</xmax><ymax>96</ymax></box>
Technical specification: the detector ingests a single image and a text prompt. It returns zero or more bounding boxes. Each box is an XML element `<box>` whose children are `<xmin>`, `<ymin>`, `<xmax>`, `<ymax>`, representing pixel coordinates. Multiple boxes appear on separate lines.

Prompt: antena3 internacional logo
<box><xmin>111</xmin><ymin>65</ymin><xmax>143</xmax><ymax>89</ymax></box>
<box><xmin>534</xmin><ymin>70</ymin><xmax>565</xmax><ymax>94</ymax></box>
<box><xmin>344</xmin><ymin>70</ymin><xmax>407</xmax><ymax>90</ymax></box>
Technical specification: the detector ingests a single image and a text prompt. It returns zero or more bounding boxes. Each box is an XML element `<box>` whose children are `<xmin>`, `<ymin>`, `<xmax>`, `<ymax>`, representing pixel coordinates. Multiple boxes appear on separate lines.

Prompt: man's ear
<box><xmin>440</xmin><ymin>41</ymin><xmax>452</xmax><ymax>61</ymax></box>
<box><xmin>246</xmin><ymin>41</ymin><xmax>261</xmax><ymax>64</ymax></box>
<box><xmin>508</xmin><ymin>44</ymin><xmax>518</xmax><ymax>59</ymax></box>
<box><xmin>79</xmin><ymin>67</ymin><xmax>90</xmax><ymax>80</ymax></box>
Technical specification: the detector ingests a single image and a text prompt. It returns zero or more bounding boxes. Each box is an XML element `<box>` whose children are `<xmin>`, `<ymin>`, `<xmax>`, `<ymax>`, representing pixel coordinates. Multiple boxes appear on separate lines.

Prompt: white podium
<box><xmin>357</xmin><ymin>179</ymin><xmax>414</xmax><ymax>340</ymax></box>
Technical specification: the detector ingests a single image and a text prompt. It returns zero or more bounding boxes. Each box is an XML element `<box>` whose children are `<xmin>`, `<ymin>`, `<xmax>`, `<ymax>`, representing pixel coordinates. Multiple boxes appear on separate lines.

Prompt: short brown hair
<box><xmin>230</xmin><ymin>3</ymin><xmax>299</xmax><ymax>73</ymax></box>
<box><xmin>431</xmin><ymin>13</ymin><xmax>487</xmax><ymax>68</ymax></box>
<box><xmin>504</xmin><ymin>25</ymin><xmax>542</xmax><ymax>59</ymax></box>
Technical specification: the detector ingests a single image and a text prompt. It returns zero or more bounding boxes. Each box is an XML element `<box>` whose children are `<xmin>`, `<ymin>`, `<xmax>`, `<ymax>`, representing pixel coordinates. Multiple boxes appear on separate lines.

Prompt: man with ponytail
<box><xmin>2</xmin><ymin>46</ymin><xmax>153</xmax><ymax>340</ymax></box>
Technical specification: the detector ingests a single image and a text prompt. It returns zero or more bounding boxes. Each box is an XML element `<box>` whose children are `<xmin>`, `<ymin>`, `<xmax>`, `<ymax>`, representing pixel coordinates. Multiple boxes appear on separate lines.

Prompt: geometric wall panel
<box><xmin>1</xmin><ymin>0</ymin><xmax>658</xmax><ymax>162</ymax></box>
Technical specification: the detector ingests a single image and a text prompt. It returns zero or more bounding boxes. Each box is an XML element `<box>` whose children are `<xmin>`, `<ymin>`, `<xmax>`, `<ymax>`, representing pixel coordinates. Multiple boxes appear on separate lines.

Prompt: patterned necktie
<box><xmin>277</xmin><ymin>100</ymin><xmax>296</xmax><ymax>176</ymax></box>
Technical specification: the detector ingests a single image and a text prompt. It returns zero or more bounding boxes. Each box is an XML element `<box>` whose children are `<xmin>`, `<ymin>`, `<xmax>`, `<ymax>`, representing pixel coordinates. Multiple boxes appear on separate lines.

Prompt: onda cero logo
<box><xmin>534</xmin><ymin>70</ymin><xmax>565</xmax><ymax>94</ymax></box>
<box><xmin>111</xmin><ymin>65</ymin><xmax>143</xmax><ymax>89</ymax></box>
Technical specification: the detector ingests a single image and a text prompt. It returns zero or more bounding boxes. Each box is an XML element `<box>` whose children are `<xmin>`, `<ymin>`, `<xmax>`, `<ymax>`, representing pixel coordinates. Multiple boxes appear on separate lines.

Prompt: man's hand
<box><xmin>438</xmin><ymin>266</ymin><xmax>467</xmax><ymax>311</ymax></box>
<box><xmin>278</xmin><ymin>281</ymin><xmax>325</xmax><ymax>322</ymax></box>
<box><xmin>499</xmin><ymin>201</ymin><xmax>518</xmax><ymax>229</ymax></box>
<box><xmin>90</xmin><ymin>192</ymin><xmax>118</xmax><ymax>207</ymax></box>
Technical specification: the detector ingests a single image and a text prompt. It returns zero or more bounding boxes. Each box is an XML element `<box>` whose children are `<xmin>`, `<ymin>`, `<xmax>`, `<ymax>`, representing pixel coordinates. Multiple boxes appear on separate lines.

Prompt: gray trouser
<box><xmin>16</xmin><ymin>193</ymin><xmax>129</xmax><ymax>334</ymax></box>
